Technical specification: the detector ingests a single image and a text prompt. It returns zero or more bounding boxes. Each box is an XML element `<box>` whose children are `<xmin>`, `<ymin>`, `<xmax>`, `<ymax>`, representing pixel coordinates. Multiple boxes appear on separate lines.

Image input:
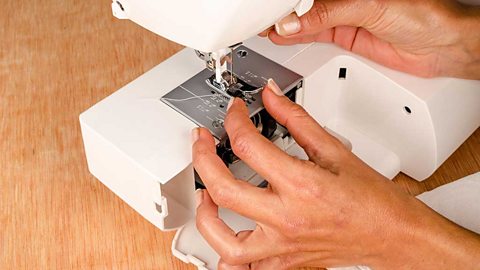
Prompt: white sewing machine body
<box><xmin>80</xmin><ymin>0</ymin><xmax>480</xmax><ymax>269</ymax></box>
<box><xmin>80</xmin><ymin>35</ymin><xmax>480</xmax><ymax>269</ymax></box>
<box><xmin>111</xmin><ymin>0</ymin><xmax>314</xmax><ymax>52</ymax></box>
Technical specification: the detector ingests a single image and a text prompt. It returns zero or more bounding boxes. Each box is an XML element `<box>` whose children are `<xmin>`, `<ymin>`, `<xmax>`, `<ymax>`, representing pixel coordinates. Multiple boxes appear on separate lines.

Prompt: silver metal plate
<box><xmin>161</xmin><ymin>46</ymin><xmax>303</xmax><ymax>139</ymax></box>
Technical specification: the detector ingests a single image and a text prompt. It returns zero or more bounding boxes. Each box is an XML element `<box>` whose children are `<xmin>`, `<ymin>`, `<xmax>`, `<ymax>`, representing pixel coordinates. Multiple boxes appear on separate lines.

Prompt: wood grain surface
<box><xmin>1</xmin><ymin>1</ymin><xmax>478</xmax><ymax>269</ymax></box>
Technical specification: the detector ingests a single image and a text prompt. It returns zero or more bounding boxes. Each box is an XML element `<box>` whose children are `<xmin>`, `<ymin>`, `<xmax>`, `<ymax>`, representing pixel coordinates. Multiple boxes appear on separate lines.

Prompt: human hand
<box><xmin>260</xmin><ymin>0</ymin><xmax>480</xmax><ymax>79</ymax></box>
<box><xmin>192</xmin><ymin>80</ymin><xmax>480</xmax><ymax>269</ymax></box>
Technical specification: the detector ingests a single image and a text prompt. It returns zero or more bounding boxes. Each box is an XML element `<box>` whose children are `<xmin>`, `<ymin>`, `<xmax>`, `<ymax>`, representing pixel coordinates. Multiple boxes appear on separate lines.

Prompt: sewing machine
<box><xmin>80</xmin><ymin>1</ymin><xmax>480</xmax><ymax>269</ymax></box>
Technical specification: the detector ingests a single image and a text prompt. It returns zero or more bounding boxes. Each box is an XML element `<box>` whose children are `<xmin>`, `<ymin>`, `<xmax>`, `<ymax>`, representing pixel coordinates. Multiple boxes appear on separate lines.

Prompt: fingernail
<box><xmin>227</xmin><ymin>97</ymin><xmax>235</xmax><ymax>111</ymax></box>
<box><xmin>275</xmin><ymin>13</ymin><xmax>301</xmax><ymax>36</ymax></box>
<box><xmin>191</xmin><ymin>128</ymin><xmax>200</xmax><ymax>143</ymax></box>
<box><xmin>268</xmin><ymin>79</ymin><xmax>284</xmax><ymax>96</ymax></box>
<box><xmin>195</xmin><ymin>189</ymin><xmax>204</xmax><ymax>208</ymax></box>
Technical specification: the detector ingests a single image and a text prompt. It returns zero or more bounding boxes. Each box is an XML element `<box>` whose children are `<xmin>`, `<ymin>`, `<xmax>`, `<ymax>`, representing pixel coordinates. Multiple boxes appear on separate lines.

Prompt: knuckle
<box><xmin>304</xmin><ymin>2</ymin><xmax>330</xmax><ymax>28</ymax></box>
<box><xmin>305</xmin><ymin>145</ymin><xmax>322</xmax><ymax>161</ymax></box>
<box><xmin>230</xmin><ymin>132</ymin><xmax>255</xmax><ymax>159</ymax></box>
<box><xmin>305</xmin><ymin>144</ymin><xmax>334</xmax><ymax>165</ymax></box>
<box><xmin>277</xmin><ymin>256</ymin><xmax>295</xmax><ymax>270</ymax></box>
<box><xmin>304</xmin><ymin>135</ymin><xmax>346</xmax><ymax>173</ymax></box>
<box><xmin>289</xmin><ymin>102</ymin><xmax>309</xmax><ymax>118</ymax></box>
<box><xmin>217</xmin><ymin>260</ymin><xmax>232</xmax><ymax>270</ymax></box>
<box><xmin>220</xmin><ymin>244</ymin><xmax>248</xmax><ymax>265</ymax></box>
<box><xmin>296</xmin><ymin>164</ymin><xmax>327</xmax><ymax>197</ymax></box>
<box><xmin>193</xmin><ymin>146</ymin><xmax>210</xmax><ymax>165</ymax></box>
<box><xmin>284</xmin><ymin>103</ymin><xmax>310</xmax><ymax>127</ymax></box>
<box><xmin>195</xmin><ymin>212</ymin><xmax>210</xmax><ymax>232</ymax></box>
<box><xmin>209</xmin><ymin>184</ymin><xmax>235</xmax><ymax>208</ymax></box>
<box><xmin>280</xmin><ymin>217</ymin><xmax>307</xmax><ymax>240</ymax></box>
<box><xmin>305</xmin><ymin>181</ymin><xmax>326</xmax><ymax>199</ymax></box>
<box><xmin>363</xmin><ymin>0</ymin><xmax>388</xmax><ymax>28</ymax></box>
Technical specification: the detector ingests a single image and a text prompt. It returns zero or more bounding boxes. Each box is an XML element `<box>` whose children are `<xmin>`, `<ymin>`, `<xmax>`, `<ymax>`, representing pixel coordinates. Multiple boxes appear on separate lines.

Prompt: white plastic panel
<box><xmin>300</xmin><ymin>54</ymin><xmax>436</xmax><ymax>180</ymax></box>
<box><xmin>81</xmin><ymin>36</ymin><xmax>480</xmax><ymax>269</ymax></box>
<box><xmin>172</xmin><ymin>208</ymin><xmax>256</xmax><ymax>270</ymax></box>
<box><xmin>173</xmin><ymin>172</ymin><xmax>480</xmax><ymax>270</ymax></box>
<box><xmin>427</xmin><ymin>83</ymin><xmax>480</xmax><ymax>168</ymax></box>
<box><xmin>114</xmin><ymin>0</ymin><xmax>312</xmax><ymax>52</ymax></box>
<box><xmin>418</xmin><ymin>172</ymin><xmax>480</xmax><ymax>234</ymax></box>
<box><xmin>172</xmin><ymin>143</ymin><xmax>307</xmax><ymax>269</ymax></box>
<box><xmin>81</xmin><ymin>49</ymin><xmax>202</xmax><ymax>185</ymax></box>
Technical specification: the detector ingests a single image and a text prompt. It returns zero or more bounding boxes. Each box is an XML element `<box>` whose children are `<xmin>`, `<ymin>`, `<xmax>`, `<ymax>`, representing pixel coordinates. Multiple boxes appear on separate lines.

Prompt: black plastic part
<box><xmin>404</xmin><ymin>106</ymin><xmax>412</xmax><ymax>114</ymax></box>
<box><xmin>194</xmin><ymin>171</ymin><xmax>206</xmax><ymax>189</ymax></box>
<box><xmin>116</xmin><ymin>1</ymin><xmax>125</xmax><ymax>11</ymax></box>
<box><xmin>339</xmin><ymin>68</ymin><xmax>347</xmax><ymax>79</ymax></box>
<box><xmin>196</xmin><ymin>82</ymin><xmax>300</xmax><ymax>188</ymax></box>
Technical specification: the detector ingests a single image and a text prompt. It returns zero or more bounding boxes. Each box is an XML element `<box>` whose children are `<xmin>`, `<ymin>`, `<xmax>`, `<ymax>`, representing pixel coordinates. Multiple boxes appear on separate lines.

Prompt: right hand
<box><xmin>261</xmin><ymin>0</ymin><xmax>480</xmax><ymax>79</ymax></box>
<box><xmin>192</xmin><ymin>81</ymin><xmax>480</xmax><ymax>270</ymax></box>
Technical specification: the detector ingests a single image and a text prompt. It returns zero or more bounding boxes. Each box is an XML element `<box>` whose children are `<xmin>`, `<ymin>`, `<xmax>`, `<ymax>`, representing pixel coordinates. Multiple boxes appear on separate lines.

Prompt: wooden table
<box><xmin>1</xmin><ymin>1</ymin><xmax>478</xmax><ymax>269</ymax></box>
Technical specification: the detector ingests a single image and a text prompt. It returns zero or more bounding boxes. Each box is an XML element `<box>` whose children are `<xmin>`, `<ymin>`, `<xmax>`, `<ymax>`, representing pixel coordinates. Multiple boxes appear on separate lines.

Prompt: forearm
<box><xmin>377</xmin><ymin>199</ymin><xmax>480</xmax><ymax>269</ymax></box>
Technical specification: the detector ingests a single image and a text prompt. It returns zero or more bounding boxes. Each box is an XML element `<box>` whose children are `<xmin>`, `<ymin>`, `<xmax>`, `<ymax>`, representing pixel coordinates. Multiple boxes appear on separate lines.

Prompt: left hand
<box><xmin>259</xmin><ymin>0</ymin><xmax>480</xmax><ymax>79</ymax></box>
<box><xmin>191</xmin><ymin>80</ymin><xmax>480</xmax><ymax>269</ymax></box>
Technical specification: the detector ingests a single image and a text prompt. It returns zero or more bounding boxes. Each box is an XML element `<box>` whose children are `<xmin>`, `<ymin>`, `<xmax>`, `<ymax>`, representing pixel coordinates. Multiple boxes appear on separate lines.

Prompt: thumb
<box><xmin>275</xmin><ymin>0</ymin><xmax>376</xmax><ymax>36</ymax></box>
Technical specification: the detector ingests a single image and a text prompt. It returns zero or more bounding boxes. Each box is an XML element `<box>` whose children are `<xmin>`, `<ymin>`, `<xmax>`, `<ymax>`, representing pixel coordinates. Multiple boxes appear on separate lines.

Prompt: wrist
<box><xmin>373</xmin><ymin>198</ymin><xmax>480</xmax><ymax>269</ymax></box>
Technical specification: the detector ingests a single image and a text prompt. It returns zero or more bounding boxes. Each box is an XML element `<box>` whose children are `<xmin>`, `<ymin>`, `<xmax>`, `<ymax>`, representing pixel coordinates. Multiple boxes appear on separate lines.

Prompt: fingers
<box><xmin>217</xmin><ymin>231</ymin><xmax>253</xmax><ymax>270</ymax></box>
<box><xmin>270</xmin><ymin>25</ymin><xmax>360</xmax><ymax>51</ymax></box>
<box><xmin>192</xmin><ymin>127</ymin><xmax>281</xmax><ymax>223</ymax></box>
<box><xmin>250</xmin><ymin>255</ymin><xmax>296</xmax><ymax>270</ymax></box>
<box><xmin>196</xmin><ymin>191</ymin><xmax>285</xmax><ymax>265</ymax></box>
<box><xmin>268</xmin><ymin>31</ymin><xmax>319</xmax><ymax>46</ymax></box>
<box><xmin>251</xmin><ymin>251</ymin><xmax>328</xmax><ymax>270</ymax></box>
<box><xmin>224</xmin><ymin>98</ymin><xmax>306</xmax><ymax>187</ymax></box>
<box><xmin>274</xmin><ymin>13</ymin><xmax>302</xmax><ymax>36</ymax></box>
<box><xmin>196</xmin><ymin>190</ymin><xmax>238</xmax><ymax>256</ymax></box>
<box><xmin>258</xmin><ymin>26</ymin><xmax>274</xmax><ymax>37</ymax></box>
<box><xmin>275</xmin><ymin>0</ymin><xmax>380</xmax><ymax>37</ymax></box>
<box><xmin>218</xmin><ymin>261</ymin><xmax>249</xmax><ymax>270</ymax></box>
<box><xmin>262</xmin><ymin>80</ymin><xmax>347</xmax><ymax>170</ymax></box>
<box><xmin>218</xmin><ymin>250</ymin><xmax>329</xmax><ymax>270</ymax></box>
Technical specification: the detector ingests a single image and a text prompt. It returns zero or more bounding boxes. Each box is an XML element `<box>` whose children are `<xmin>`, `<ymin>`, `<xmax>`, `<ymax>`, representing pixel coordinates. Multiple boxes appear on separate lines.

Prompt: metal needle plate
<box><xmin>161</xmin><ymin>46</ymin><xmax>303</xmax><ymax>139</ymax></box>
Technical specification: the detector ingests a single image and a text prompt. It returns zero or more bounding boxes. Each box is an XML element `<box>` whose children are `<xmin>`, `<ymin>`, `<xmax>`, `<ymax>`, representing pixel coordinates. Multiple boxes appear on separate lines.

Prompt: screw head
<box><xmin>236</xmin><ymin>50</ymin><xmax>248</xmax><ymax>58</ymax></box>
